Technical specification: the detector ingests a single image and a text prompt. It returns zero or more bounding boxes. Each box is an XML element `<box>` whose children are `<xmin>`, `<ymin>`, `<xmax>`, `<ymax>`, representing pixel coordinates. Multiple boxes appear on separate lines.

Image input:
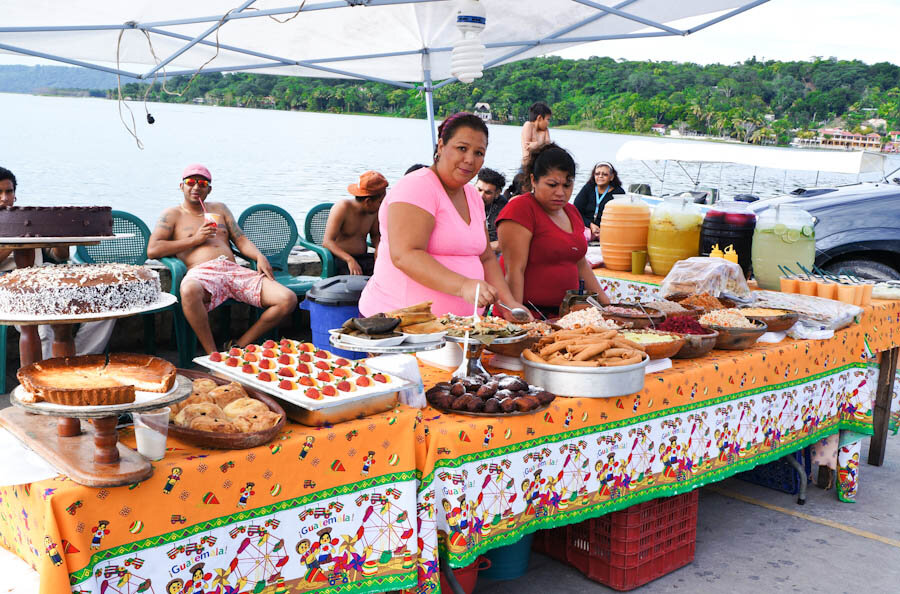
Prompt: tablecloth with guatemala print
<box><xmin>412</xmin><ymin>291</ymin><xmax>900</xmax><ymax>592</ymax></box>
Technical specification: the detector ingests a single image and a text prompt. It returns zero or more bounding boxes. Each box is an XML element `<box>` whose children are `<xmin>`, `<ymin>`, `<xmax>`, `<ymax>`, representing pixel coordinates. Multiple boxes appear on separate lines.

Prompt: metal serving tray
<box><xmin>521</xmin><ymin>354</ymin><xmax>649</xmax><ymax>398</ymax></box>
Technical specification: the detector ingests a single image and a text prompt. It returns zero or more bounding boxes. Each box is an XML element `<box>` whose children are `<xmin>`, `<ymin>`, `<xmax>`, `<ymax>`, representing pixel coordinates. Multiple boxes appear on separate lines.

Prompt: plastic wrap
<box><xmin>659</xmin><ymin>257</ymin><xmax>750</xmax><ymax>298</ymax></box>
<box><xmin>750</xmin><ymin>290</ymin><xmax>862</xmax><ymax>331</ymax></box>
<box><xmin>367</xmin><ymin>354</ymin><xmax>426</xmax><ymax>408</ymax></box>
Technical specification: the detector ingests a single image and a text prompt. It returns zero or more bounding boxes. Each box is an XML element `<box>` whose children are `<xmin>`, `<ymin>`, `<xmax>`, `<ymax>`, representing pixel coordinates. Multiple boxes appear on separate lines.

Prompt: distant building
<box><xmin>474</xmin><ymin>102</ymin><xmax>492</xmax><ymax>122</ymax></box>
<box><xmin>651</xmin><ymin>124</ymin><xmax>667</xmax><ymax>135</ymax></box>
<box><xmin>817</xmin><ymin>128</ymin><xmax>881</xmax><ymax>150</ymax></box>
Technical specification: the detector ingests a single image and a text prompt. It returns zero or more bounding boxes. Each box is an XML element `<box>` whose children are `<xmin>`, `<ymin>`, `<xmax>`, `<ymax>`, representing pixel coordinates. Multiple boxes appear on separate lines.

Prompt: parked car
<box><xmin>749</xmin><ymin>182</ymin><xmax>900</xmax><ymax>280</ymax></box>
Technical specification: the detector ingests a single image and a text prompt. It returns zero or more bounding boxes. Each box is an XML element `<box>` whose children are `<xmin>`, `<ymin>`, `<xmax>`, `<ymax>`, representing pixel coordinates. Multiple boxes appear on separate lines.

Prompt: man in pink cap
<box><xmin>322</xmin><ymin>170</ymin><xmax>388</xmax><ymax>276</ymax></box>
<box><xmin>147</xmin><ymin>164</ymin><xmax>297</xmax><ymax>354</ymax></box>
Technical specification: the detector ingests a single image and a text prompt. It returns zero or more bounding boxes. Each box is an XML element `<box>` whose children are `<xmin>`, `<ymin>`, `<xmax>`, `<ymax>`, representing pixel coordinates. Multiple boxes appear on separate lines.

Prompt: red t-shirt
<box><xmin>497</xmin><ymin>193</ymin><xmax>588</xmax><ymax>308</ymax></box>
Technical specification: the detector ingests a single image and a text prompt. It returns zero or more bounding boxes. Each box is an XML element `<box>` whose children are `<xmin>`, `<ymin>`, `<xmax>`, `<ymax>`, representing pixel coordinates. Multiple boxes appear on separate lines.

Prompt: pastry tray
<box><xmin>0</xmin><ymin>293</ymin><xmax>177</xmax><ymax>325</ymax></box>
<box><xmin>193</xmin><ymin>355</ymin><xmax>411</xmax><ymax>411</ymax></box>
<box><xmin>329</xmin><ymin>333</ymin><xmax>446</xmax><ymax>354</ymax></box>
<box><xmin>444</xmin><ymin>333</ymin><xmax>529</xmax><ymax>346</ymax></box>
<box><xmin>10</xmin><ymin>375</ymin><xmax>191</xmax><ymax>417</ymax></box>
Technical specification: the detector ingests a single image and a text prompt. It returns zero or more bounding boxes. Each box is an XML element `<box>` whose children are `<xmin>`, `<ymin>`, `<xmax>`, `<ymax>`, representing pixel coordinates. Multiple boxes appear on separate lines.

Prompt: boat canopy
<box><xmin>0</xmin><ymin>0</ymin><xmax>767</xmax><ymax>147</ymax></box>
<box><xmin>616</xmin><ymin>140</ymin><xmax>886</xmax><ymax>175</ymax></box>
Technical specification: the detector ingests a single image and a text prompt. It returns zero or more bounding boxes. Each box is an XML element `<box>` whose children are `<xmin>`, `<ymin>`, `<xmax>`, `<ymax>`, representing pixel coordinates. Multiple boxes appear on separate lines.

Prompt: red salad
<box><xmin>657</xmin><ymin>315</ymin><xmax>708</xmax><ymax>335</ymax></box>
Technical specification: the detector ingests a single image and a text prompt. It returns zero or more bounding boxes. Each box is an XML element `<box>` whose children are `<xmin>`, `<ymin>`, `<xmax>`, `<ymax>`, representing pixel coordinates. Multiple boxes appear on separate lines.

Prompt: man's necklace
<box><xmin>179</xmin><ymin>204</ymin><xmax>204</xmax><ymax>217</ymax></box>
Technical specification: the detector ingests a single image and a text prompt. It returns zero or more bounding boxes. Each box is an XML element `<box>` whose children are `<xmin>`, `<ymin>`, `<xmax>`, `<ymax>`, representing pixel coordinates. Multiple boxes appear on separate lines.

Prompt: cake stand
<box><xmin>0</xmin><ymin>233</ymin><xmax>134</xmax><ymax>250</ymax></box>
<box><xmin>0</xmin><ymin>375</ymin><xmax>191</xmax><ymax>487</ymax></box>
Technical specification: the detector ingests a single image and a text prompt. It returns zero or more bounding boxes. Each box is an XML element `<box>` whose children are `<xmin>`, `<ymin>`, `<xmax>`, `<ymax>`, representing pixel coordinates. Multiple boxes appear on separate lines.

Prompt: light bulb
<box><xmin>450</xmin><ymin>0</ymin><xmax>486</xmax><ymax>84</ymax></box>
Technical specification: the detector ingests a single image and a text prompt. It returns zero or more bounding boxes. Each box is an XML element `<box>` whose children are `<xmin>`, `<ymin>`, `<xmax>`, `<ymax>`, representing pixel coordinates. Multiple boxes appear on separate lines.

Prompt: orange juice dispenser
<box><xmin>647</xmin><ymin>196</ymin><xmax>703</xmax><ymax>276</ymax></box>
<box><xmin>599</xmin><ymin>195</ymin><xmax>650</xmax><ymax>271</ymax></box>
<box><xmin>751</xmin><ymin>204</ymin><xmax>815</xmax><ymax>290</ymax></box>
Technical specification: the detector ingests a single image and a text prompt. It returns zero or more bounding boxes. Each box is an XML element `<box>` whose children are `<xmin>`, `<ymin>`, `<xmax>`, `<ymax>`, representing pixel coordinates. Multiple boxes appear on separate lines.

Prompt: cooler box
<box><xmin>299</xmin><ymin>275</ymin><xmax>369</xmax><ymax>359</ymax></box>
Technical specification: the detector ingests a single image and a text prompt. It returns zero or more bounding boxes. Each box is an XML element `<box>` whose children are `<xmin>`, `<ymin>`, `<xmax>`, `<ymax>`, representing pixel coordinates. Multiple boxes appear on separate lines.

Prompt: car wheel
<box><xmin>824</xmin><ymin>259</ymin><xmax>900</xmax><ymax>280</ymax></box>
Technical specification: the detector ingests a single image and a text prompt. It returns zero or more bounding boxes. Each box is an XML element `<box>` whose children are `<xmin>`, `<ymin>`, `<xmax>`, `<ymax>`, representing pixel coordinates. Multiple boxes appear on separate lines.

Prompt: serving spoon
<box><xmin>494</xmin><ymin>302</ymin><xmax>531</xmax><ymax>322</ymax></box>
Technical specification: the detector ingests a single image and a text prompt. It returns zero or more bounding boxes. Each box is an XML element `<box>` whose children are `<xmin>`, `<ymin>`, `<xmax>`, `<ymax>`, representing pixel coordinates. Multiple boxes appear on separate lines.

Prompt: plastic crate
<box><xmin>566</xmin><ymin>491</ymin><xmax>698</xmax><ymax>591</ymax></box>
<box><xmin>532</xmin><ymin>526</ymin><xmax>569</xmax><ymax>563</ymax></box>
<box><xmin>737</xmin><ymin>447</ymin><xmax>810</xmax><ymax>495</ymax></box>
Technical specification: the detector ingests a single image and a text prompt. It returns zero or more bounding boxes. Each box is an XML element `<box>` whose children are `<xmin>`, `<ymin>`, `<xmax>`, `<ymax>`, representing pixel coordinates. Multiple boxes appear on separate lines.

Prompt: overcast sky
<box><xmin>1</xmin><ymin>0</ymin><xmax>897</xmax><ymax>69</ymax></box>
<box><xmin>554</xmin><ymin>0</ymin><xmax>899</xmax><ymax>66</ymax></box>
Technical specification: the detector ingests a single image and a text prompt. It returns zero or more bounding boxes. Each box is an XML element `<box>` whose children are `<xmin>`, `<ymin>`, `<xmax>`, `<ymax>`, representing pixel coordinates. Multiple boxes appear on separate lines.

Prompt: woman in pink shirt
<box><xmin>359</xmin><ymin>113</ymin><xmax>525</xmax><ymax>318</ymax></box>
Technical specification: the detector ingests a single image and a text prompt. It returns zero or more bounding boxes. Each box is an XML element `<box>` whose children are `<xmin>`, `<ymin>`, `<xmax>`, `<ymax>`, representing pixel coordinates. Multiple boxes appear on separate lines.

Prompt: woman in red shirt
<box><xmin>497</xmin><ymin>143</ymin><xmax>608</xmax><ymax>317</ymax></box>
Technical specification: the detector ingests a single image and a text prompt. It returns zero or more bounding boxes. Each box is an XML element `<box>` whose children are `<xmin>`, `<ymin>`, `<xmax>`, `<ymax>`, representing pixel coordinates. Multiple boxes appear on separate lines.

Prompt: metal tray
<box><xmin>329</xmin><ymin>333</ymin><xmax>445</xmax><ymax>354</ymax></box>
<box><xmin>279</xmin><ymin>391</ymin><xmax>399</xmax><ymax>426</ymax></box>
<box><xmin>445</xmin><ymin>332</ymin><xmax>529</xmax><ymax>345</ymax></box>
<box><xmin>429</xmin><ymin>401</ymin><xmax>550</xmax><ymax>417</ymax></box>
<box><xmin>521</xmin><ymin>354</ymin><xmax>649</xmax><ymax>398</ymax></box>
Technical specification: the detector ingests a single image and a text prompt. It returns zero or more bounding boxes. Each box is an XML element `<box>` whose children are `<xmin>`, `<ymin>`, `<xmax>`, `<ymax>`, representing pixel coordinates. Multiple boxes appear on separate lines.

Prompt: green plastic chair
<box><xmin>298</xmin><ymin>203</ymin><xmax>336</xmax><ymax>278</ymax></box>
<box><xmin>71</xmin><ymin>210</ymin><xmax>172</xmax><ymax>356</ymax></box>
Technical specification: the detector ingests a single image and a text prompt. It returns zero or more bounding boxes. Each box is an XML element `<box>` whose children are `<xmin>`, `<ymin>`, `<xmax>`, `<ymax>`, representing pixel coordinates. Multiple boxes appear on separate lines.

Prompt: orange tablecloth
<box><xmin>0</xmin><ymin>407</ymin><xmax>426</xmax><ymax>594</ymax></box>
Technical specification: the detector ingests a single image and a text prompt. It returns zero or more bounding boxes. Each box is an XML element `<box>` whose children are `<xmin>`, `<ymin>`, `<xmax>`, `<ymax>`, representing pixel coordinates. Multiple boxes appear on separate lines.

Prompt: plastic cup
<box><xmin>204</xmin><ymin>212</ymin><xmax>224</xmax><ymax>228</ymax></box>
<box><xmin>133</xmin><ymin>407</ymin><xmax>170</xmax><ymax>461</ymax></box>
<box><xmin>797</xmin><ymin>279</ymin><xmax>818</xmax><ymax>296</ymax></box>
<box><xmin>779</xmin><ymin>277</ymin><xmax>799</xmax><ymax>294</ymax></box>
<box><xmin>836</xmin><ymin>284</ymin><xmax>856</xmax><ymax>304</ymax></box>
<box><xmin>861</xmin><ymin>283</ymin><xmax>873</xmax><ymax>307</ymax></box>
<box><xmin>852</xmin><ymin>284</ymin><xmax>864</xmax><ymax>306</ymax></box>
<box><xmin>816</xmin><ymin>281</ymin><xmax>837</xmax><ymax>300</ymax></box>
<box><xmin>631</xmin><ymin>250</ymin><xmax>648</xmax><ymax>275</ymax></box>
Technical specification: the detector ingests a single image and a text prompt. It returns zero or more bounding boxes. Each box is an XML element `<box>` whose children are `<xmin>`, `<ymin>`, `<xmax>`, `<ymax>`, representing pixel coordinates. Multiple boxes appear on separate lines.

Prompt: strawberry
<box><xmin>304</xmin><ymin>387</ymin><xmax>322</xmax><ymax>400</ymax></box>
<box><xmin>352</xmin><ymin>365</ymin><xmax>368</xmax><ymax>375</ymax></box>
<box><xmin>279</xmin><ymin>379</ymin><xmax>297</xmax><ymax>391</ymax></box>
<box><xmin>209</xmin><ymin>352</ymin><xmax>223</xmax><ymax>362</ymax></box>
<box><xmin>334</xmin><ymin>358</ymin><xmax>350</xmax><ymax>367</ymax></box>
<box><xmin>244</xmin><ymin>344</ymin><xmax>258</xmax><ymax>353</ymax></box>
<box><xmin>243</xmin><ymin>353</ymin><xmax>259</xmax><ymax>363</ymax></box>
<box><xmin>257</xmin><ymin>371</ymin><xmax>274</xmax><ymax>382</ymax></box>
<box><xmin>278</xmin><ymin>367</ymin><xmax>296</xmax><ymax>378</ymax></box>
<box><xmin>277</xmin><ymin>354</ymin><xmax>293</xmax><ymax>365</ymax></box>
<box><xmin>355</xmin><ymin>376</ymin><xmax>371</xmax><ymax>387</ymax></box>
<box><xmin>314</xmin><ymin>360</ymin><xmax>331</xmax><ymax>371</ymax></box>
<box><xmin>321</xmin><ymin>385</ymin><xmax>337</xmax><ymax>397</ymax></box>
<box><xmin>241</xmin><ymin>363</ymin><xmax>256</xmax><ymax>374</ymax></box>
<box><xmin>314</xmin><ymin>349</ymin><xmax>329</xmax><ymax>359</ymax></box>
<box><xmin>333</xmin><ymin>368</ymin><xmax>350</xmax><ymax>378</ymax></box>
<box><xmin>261</xmin><ymin>349</ymin><xmax>277</xmax><ymax>359</ymax></box>
<box><xmin>299</xmin><ymin>353</ymin><xmax>312</xmax><ymax>363</ymax></box>
<box><xmin>298</xmin><ymin>342</ymin><xmax>315</xmax><ymax>352</ymax></box>
<box><xmin>316</xmin><ymin>371</ymin><xmax>333</xmax><ymax>382</ymax></box>
<box><xmin>262</xmin><ymin>339</ymin><xmax>277</xmax><ymax>349</ymax></box>
<box><xmin>296</xmin><ymin>363</ymin><xmax>311</xmax><ymax>375</ymax></box>
<box><xmin>258</xmin><ymin>359</ymin><xmax>273</xmax><ymax>370</ymax></box>
<box><xmin>298</xmin><ymin>376</ymin><xmax>317</xmax><ymax>387</ymax></box>
<box><xmin>229</xmin><ymin>347</ymin><xmax>243</xmax><ymax>357</ymax></box>
<box><xmin>372</xmin><ymin>373</ymin><xmax>388</xmax><ymax>383</ymax></box>
<box><xmin>336</xmin><ymin>380</ymin><xmax>353</xmax><ymax>392</ymax></box>
<box><xmin>225</xmin><ymin>357</ymin><xmax>240</xmax><ymax>367</ymax></box>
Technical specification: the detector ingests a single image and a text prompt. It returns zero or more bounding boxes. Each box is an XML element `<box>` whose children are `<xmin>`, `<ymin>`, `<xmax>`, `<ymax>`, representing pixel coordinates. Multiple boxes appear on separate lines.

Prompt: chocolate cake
<box><xmin>0</xmin><ymin>263</ymin><xmax>161</xmax><ymax>315</ymax></box>
<box><xmin>0</xmin><ymin>206</ymin><xmax>113</xmax><ymax>238</ymax></box>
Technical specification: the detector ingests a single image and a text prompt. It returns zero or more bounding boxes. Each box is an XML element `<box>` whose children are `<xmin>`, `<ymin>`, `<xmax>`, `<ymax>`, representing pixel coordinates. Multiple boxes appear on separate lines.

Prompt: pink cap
<box><xmin>182</xmin><ymin>164</ymin><xmax>212</xmax><ymax>181</ymax></box>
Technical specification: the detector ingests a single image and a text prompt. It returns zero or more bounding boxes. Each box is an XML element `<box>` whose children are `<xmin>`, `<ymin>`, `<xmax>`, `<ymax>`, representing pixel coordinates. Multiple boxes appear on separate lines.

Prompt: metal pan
<box><xmin>521</xmin><ymin>354</ymin><xmax>649</xmax><ymax>398</ymax></box>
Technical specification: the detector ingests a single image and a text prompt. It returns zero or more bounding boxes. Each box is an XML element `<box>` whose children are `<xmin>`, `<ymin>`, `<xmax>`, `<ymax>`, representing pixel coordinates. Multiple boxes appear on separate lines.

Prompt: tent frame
<box><xmin>0</xmin><ymin>0</ymin><xmax>770</xmax><ymax>147</ymax></box>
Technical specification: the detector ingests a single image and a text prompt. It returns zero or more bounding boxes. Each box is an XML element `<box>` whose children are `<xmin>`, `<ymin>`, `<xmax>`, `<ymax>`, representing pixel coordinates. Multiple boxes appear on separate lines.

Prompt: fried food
<box><xmin>526</xmin><ymin>327</ymin><xmax>646</xmax><ymax>367</ymax></box>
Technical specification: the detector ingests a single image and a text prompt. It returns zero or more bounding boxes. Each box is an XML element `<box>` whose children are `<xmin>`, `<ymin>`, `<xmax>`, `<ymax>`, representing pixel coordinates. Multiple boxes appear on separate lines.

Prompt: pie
<box><xmin>17</xmin><ymin>353</ymin><xmax>177</xmax><ymax>406</ymax></box>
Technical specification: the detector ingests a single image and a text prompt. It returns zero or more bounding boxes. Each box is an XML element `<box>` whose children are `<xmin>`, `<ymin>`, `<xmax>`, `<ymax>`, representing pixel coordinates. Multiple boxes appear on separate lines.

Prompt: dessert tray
<box><xmin>0</xmin><ymin>293</ymin><xmax>176</xmax><ymax>325</ymax></box>
<box><xmin>9</xmin><ymin>376</ymin><xmax>187</xmax><ymax>416</ymax></box>
<box><xmin>328</xmin><ymin>330</ymin><xmax>446</xmax><ymax>354</ymax></box>
<box><xmin>0</xmin><ymin>233</ymin><xmax>134</xmax><ymax>248</ymax></box>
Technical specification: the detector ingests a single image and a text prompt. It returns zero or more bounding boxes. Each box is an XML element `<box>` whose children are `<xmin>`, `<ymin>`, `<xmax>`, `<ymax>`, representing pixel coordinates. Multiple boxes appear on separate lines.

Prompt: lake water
<box><xmin>2</xmin><ymin>92</ymin><xmax>896</xmax><ymax>228</ymax></box>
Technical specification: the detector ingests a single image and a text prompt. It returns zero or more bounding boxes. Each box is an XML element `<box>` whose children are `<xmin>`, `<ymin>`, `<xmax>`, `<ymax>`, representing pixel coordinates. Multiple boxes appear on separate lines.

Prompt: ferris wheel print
<box><xmin>685</xmin><ymin>414</ymin><xmax>711</xmax><ymax>466</ymax></box>
<box><xmin>557</xmin><ymin>442</ymin><xmax>591</xmax><ymax>501</ymax></box>
<box><xmin>225</xmin><ymin>523</ymin><xmax>289</xmax><ymax>591</ymax></box>
<box><xmin>624</xmin><ymin>433</ymin><xmax>656</xmax><ymax>482</ymax></box>
<box><xmin>98</xmin><ymin>567</ymin><xmax>154</xmax><ymax>594</ymax></box>
<box><xmin>415</xmin><ymin>497</ymin><xmax>440</xmax><ymax>579</ymax></box>
<box><xmin>357</xmin><ymin>492</ymin><xmax>415</xmax><ymax>564</ymax></box>
<box><xmin>473</xmin><ymin>461</ymin><xmax>517</xmax><ymax>525</ymax></box>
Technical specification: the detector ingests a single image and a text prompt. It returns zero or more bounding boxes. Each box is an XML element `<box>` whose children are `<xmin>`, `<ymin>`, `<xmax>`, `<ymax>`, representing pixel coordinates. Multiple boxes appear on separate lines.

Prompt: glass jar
<box><xmin>700</xmin><ymin>201</ymin><xmax>757</xmax><ymax>278</ymax></box>
<box><xmin>599</xmin><ymin>195</ymin><xmax>650</xmax><ymax>272</ymax></box>
<box><xmin>751</xmin><ymin>204</ymin><xmax>815</xmax><ymax>290</ymax></box>
<box><xmin>647</xmin><ymin>196</ymin><xmax>704</xmax><ymax>276</ymax></box>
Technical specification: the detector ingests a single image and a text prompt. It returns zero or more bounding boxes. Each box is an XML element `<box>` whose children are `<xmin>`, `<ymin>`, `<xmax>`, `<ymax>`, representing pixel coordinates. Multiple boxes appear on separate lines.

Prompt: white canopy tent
<box><xmin>1</xmin><ymin>0</ymin><xmax>768</xmax><ymax>147</ymax></box>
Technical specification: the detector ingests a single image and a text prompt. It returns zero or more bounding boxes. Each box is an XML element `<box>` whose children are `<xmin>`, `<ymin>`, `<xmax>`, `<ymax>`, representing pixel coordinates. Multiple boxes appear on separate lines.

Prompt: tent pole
<box><xmin>423</xmin><ymin>52</ymin><xmax>437</xmax><ymax>153</ymax></box>
<box><xmin>750</xmin><ymin>166</ymin><xmax>757</xmax><ymax>193</ymax></box>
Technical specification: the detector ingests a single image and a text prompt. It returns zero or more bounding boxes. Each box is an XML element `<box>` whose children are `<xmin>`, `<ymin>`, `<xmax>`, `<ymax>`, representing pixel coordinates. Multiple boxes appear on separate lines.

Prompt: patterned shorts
<box><xmin>183</xmin><ymin>256</ymin><xmax>264</xmax><ymax>312</ymax></box>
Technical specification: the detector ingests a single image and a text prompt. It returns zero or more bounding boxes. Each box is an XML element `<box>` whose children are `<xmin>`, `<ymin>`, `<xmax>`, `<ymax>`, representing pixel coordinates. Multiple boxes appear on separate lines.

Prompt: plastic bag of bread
<box><xmin>659</xmin><ymin>257</ymin><xmax>750</xmax><ymax>299</ymax></box>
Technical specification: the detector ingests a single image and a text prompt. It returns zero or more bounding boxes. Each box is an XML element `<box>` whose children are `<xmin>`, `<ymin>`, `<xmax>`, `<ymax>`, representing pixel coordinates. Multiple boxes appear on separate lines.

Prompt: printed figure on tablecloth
<box><xmin>837</xmin><ymin>445</ymin><xmax>860</xmax><ymax>502</ymax></box>
<box><xmin>483</xmin><ymin>425</ymin><xmax>493</xmax><ymax>447</ymax></box>
<box><xmin>313</xmin><ymin>527</ymin><xmax>339</xmax><ymax>568</ymax></box>
<box><xmin>90</xmin><ymin>520</ymin><xmax>109</xmax><ymax>550</ymax></box>
<box><xmin>237</xmin><ymin>482</ymin><xmax>255</xmax><ymax>507</ymax></box>
<box><xmin>299</xmin><ymin>436</ymin><xmax>315</xmax><ymax>460</ymax></box>
<box><xmin>361</xmin><ymin>451</ymin><xmax>376</xmax><ymax>476</ymax></box>
<box><xmin>163</xmin><ymin>467</ymin><xmax>182</xmax><ymax>494</ymax></box>
<box><xmin>473</xmin><ymin>460</ymin><xmax>517</xmax><ymax>531</ymax></box>
<box><xmin>557</xmin><ymin>442</ymin><xmax>590</xmax><ymax>504</ymax></box>
<box><xmin>43</xmin><ymin>536</ymin><xmax>62</xmax><ymax>567</ymax></box>
<box><xmin>296</xmin><ymin>538</ymin><xmax>327</xmax><ymax>583</ymax></box>
<box><xmin>184</xmin><ymin>562</ymin><xmax>211</xmax><ymax>594</ymax></box>
<box><xmin>166</xmin><ymin>578</ymin><xmax>184</xmax><ymax>594</ymax></box>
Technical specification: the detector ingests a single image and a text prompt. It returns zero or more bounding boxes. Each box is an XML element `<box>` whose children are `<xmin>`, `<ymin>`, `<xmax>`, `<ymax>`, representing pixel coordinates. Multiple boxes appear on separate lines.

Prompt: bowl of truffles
<box><xmin>425</xmin><ymin>374</ymin><xmax>555</xmax><ymax>416</ymax></box>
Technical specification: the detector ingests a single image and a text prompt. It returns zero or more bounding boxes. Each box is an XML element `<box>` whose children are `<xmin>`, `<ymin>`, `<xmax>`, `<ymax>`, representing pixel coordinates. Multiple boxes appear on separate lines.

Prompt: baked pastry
<box><xmin>189</xmin><ymin>416</ymin><xmax>239</xmax><ymax>433</ymax></box>
<box><xmin>208</xmin><ymin>383</ymin><xmax>248</xmax><ymax>409</ymax></box>
<box><xmin>0</xmin><ymin>263</ymin><xmax>161</xmax><ymax>316</ymax></box>
<box><xmin>223</xmin><ymin>397</ymin><xmax>269</xmax><ymax>419</ymax></box>
<box><xmin>232</xmin><ymin>411</ymin><xmax>283</xmax><ymax>433</ymax></box>
<box><xmin>17</xmin><ymin>353</ymin><xmax>176</xmax><ymax>406</ymax></box>
<box><xmin>174</xmin><ymin>403</ymin><xmax>226</xmax><ymax>427</ymax></box>
<box><xmin>0</xmin><ymin>206</ymin><xmax>112</xmax><ymax>238</ymax></box>
<box><xmin>169</xmin><ymin>391</ymin><xmax>215</xmax><ymax>420</ymax></box>
<box><xmin>191</xmin><ymin>378</ymin><xmax>219</xmax><ymax>394</ymax></box>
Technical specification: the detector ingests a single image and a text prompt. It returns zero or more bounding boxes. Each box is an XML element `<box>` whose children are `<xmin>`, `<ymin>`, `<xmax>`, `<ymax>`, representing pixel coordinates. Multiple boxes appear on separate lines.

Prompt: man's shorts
<box><xmin>333</xmin><ymin>253</ymin><xmax>375</xmax><ymax>277</ymax></box>
<box><xmin>182</xmin><ymin>256</ymin><xmax>264</xmax><ymax>312</ymax></box>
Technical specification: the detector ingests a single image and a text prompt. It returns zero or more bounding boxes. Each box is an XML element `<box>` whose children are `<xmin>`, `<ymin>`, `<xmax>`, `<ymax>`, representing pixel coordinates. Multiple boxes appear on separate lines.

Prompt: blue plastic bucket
<box><xmin>300</xmin><ymin>275</ymin><xmax>370</xmax><ymax>360</ymax></box>
<box><xmin>479</xmin><ymin>532</ymin><xmax>534</xmax><ymax>581</ymax></box>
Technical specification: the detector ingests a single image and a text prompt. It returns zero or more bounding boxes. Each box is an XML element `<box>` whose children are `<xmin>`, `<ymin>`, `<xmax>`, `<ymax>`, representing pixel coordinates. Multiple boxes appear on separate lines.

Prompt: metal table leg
<box><xmin>440</xmin><ymin>554</ymin><xmax>466</xmax><ymax>594</ymax></box>
<box><xmin>784</xmin><ymin>453</ymin><xmax>807</xmax><ymax>505</ymax></box>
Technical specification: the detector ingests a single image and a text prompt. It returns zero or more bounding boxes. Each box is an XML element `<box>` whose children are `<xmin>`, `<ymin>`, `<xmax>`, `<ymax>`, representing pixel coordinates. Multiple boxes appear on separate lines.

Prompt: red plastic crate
<box><xmin>532</xmin><ymin>525</ymin><xmax>569</xmax><ymax>563</ymax></box>
<box><xmin>566</xmin><ymin>491</ymin><xmax>698</xmax><ymax>591</ymax></box>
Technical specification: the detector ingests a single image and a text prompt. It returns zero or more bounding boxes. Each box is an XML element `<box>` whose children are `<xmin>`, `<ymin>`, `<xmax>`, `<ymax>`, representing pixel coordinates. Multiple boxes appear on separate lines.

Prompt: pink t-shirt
<box><xmin>359</xmin><ymin>168</ymin><xmax>487</xmax><ymax>316</ymax></box>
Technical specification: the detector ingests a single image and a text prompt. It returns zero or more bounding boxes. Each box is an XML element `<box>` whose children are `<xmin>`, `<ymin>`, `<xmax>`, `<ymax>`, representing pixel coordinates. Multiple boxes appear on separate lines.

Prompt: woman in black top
<box><xmin>572</xmin><ymin>161</ymin><xmax>624</xmax><ymax>240</ymax></box>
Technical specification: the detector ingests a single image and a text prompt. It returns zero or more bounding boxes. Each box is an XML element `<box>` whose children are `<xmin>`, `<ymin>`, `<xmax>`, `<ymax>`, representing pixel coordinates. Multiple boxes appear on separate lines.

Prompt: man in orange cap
<box><xmin>322</xmin><ymin>171</ymin><xmax>388</xmax><ymax>276</ymax></box>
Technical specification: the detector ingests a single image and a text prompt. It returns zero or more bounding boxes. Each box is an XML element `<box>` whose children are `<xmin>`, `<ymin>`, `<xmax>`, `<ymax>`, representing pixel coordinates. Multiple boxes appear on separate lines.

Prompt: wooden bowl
<box><xmin>672</xmin><ymin>331</ymin><xmax>718</xmax><ymax>359</ymax></box>
<box><xmin>618</xmin><ymin>330</ymin><xmax>685</xmax><ymax>360</ymax></box>
<box><xmin>162</xmin><ymin>369</ymin><xmax>286</xmax><ymax>449</ymax></box>
<box><xmin>739</xmin><ymin>308</ymin><xmax>799</xmax><ymax>333</ymax></box>
<box><xmin>601</xmin><ymin>303</ymin><xmax>666</xmax><ymax>330</ymax></box>
<box><xmin>666</xmin><ymin>293</ymin><xmax>737</xmax><ymax>311</ymax></box>
<box><xmin>486</xmin><ymin>335</ymin><xmax>540</xmax><ymax>358</ymax></box>
<box><xmin>701</xmin><ymin>321</ymin><xmax>768</xmax><ymax>350</ymax></box>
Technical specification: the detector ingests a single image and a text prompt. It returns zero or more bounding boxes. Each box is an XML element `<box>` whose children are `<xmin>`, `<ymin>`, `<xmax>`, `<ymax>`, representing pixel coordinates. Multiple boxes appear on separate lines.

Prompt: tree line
<box><xmin>114</xmin><ymin>56</ymin><xmax>900</xmax><ymax>145</ymax></box>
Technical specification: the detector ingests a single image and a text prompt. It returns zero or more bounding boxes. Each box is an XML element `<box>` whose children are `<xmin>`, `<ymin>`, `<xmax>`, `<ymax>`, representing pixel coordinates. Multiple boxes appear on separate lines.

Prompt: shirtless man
<box><xmin>147</xmin><ymin>164</ymin><xmax>297</xmax><ymax>354</ymax></box>
<box><xmin>520</xmin><ymin>101</ymin><xmax>552</xmax><ymax>164</ymax></box>
<box><xmin>322</xmin><ymin>171</ymin><xmax>387</xmax><ymax>276</ymax></box>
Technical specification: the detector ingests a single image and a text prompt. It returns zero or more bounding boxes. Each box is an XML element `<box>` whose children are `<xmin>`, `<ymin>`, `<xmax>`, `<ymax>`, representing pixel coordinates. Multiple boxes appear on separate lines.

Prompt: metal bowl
<box><xmin>486</xmin><ymin>335</ymin><xmax>539</xmax><ymax>358</ymax></box>
<box><xmin>672</xmin><ymin>331</ymin><xmax>719</xmax><ymax>359</ymax></box>
<box><xmin>701</xmin><ymin>320</ymin><xmax>768</xmax><ymax>350</ymax></box>
<box><xmin>601</xmin><ymin>303</ymin><xmax>666</xmax><ymax>330</ymax></box>
<box><xmin>739</xmin><ymin>308</ymin><xmax>799</xmax><ymax>333</ymax></box>
<box><xmin>521</xmin><ymin>353</ymin><xmax>648</xmax><ymax>398</ymax></box>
